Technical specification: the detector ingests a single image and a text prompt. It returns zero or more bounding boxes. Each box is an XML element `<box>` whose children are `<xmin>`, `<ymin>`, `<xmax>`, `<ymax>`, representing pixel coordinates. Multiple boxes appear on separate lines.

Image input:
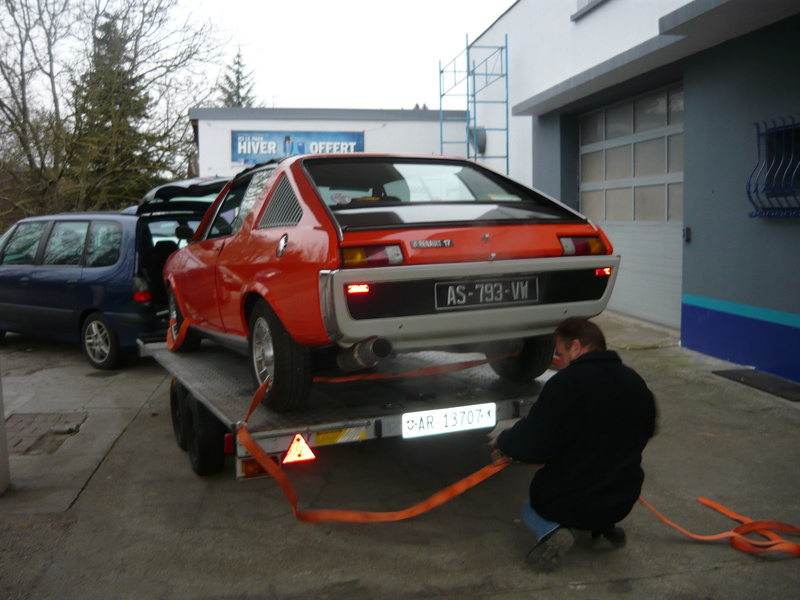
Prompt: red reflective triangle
<box><xmin>283</xmin><ymin>434</ymin><xmax>316</xmax><ymax>464</ymax></box>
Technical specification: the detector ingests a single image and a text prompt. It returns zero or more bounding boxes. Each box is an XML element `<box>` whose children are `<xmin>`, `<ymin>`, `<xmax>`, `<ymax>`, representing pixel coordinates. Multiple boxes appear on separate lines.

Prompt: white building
<box><xmin>189</xmin><ymin>107</ymin><xmax>468</xmax><ymax>178</ymax></box>
<box><xmin>472</xmin><ymin>0</ymin><xmax>800</xmax><ymax>382</ymax></box>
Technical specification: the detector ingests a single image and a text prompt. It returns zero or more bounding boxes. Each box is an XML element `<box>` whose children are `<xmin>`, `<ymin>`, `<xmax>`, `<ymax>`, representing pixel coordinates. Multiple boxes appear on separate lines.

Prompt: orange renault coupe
<box><xmin>164</xmin><ymin>155</ymin><xmax>619</xmax><ymax>411</ymax></box>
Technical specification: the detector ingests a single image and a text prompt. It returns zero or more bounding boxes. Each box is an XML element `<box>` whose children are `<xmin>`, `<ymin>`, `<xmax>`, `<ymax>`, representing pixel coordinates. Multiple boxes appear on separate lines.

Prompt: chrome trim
<box><xmin>318</xmin><ymin>270</ymin><xmax>342</xmax><ymax>341</ymax></box>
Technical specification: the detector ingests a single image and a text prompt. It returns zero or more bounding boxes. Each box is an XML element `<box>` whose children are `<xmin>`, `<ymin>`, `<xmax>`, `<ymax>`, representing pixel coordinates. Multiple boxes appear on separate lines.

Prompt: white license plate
<box><xmin>402</xmin><ymin>402</ymin><xmax>497</xmax><ymax>438</ymax></box>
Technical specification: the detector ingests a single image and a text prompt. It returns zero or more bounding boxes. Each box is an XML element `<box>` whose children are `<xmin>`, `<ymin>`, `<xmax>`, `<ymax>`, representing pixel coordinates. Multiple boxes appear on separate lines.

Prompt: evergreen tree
<box><xmin>218</xmin><ymin>49</ymin><xmax>259</xmax><ymax>107</ymax></box>
<box><xmin>71</xmin><ymin>15</ymin><xmax>167</xmax><ymax>210</ymax></box>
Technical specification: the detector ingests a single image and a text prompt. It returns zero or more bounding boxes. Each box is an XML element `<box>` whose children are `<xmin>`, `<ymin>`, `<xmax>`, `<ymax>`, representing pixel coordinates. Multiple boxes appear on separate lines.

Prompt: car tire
<box><xmin>168</xmin><ymin>288</ymin><xmax>202</xmax><ymax>352</ymax></box>
<box><xmin>185</xmin><ymin>392</ymin><xmax>226</xmax><ymax>476</ymax></box>
<box><xmin>248</xmin><ymin>300</ymin><xmax>312</xmax><ymax>412</ymax></box>
<box><xmin>488</xmin><ymin>334</ymin><xmax>556</xmax><ymax>381</ymax></box>
<box><xmin>170</xmin><ymin>379</ymin><xmax>190</xmax><ymax>451</ymax></box>
<box><xmin>82</xmin><ymin>312</ymin><xmax>122</xmax><ymax>370</ymax></box>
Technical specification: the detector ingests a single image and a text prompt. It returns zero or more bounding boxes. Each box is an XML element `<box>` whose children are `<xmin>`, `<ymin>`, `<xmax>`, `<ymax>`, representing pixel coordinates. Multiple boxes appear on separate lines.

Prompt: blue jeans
<box><xmin>521</xmin><ymin>500</ymin><xmax>560</xmax><ymax>542</ymax></box>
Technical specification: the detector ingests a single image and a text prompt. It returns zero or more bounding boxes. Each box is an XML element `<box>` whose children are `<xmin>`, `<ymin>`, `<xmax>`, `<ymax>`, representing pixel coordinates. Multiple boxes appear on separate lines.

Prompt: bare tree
<box><xmin>0</xmin><ymin>0</ymin><xmax>223</xmax><ymax>221</ymax></box>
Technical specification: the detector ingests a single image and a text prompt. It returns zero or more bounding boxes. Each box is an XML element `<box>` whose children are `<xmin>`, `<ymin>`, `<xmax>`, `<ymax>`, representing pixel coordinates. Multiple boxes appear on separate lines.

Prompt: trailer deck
<box><xmin>141</xmin><ymin>340</ymin><xmax>542</xmax><ymax>475</ymax></box>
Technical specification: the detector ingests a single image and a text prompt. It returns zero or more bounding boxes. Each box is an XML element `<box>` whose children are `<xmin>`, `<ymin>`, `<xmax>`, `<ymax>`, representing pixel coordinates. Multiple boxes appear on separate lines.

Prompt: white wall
<box><xmin>481</xmin><ymin>0</ymin><xmax>689</xmax><ymax>103</ymax></box>
<box><xmin>472</xmin><ymin>0</ymin><xmax>692</xmax><ymax>186</ymax></box>
<box><xmin>196</xmin><ymin>118</ymin><xmax>468</xmax><ymax>177</ymax></box>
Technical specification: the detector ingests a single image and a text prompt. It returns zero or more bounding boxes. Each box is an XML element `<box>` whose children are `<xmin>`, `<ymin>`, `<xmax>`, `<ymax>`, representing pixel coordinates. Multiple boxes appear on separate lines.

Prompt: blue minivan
<box><xmin>0</xmin><ymin>177</ymin><xmax>228</xmax><ymax>368</ymax></box>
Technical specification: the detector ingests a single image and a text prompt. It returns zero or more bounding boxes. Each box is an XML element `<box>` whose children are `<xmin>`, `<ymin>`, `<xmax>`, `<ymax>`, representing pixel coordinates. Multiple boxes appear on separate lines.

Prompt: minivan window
<box><xmin>43</xmin><ymin>221</ymin><xmax>89</xmax><ymax>266</ymax></box>
<box><xmin>1</xmin><ymin>221</ymin><xmax>47</xmax><ymax>265</ymax></box>
<box><xmin>85</xmin><ymin>221</ymin><xmax>122</xmax><ymax>267</ymax></box>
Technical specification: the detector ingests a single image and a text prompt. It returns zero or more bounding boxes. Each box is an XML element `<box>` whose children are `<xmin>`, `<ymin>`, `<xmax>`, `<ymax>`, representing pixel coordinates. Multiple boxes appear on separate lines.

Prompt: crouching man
<box><xmin>493</xmin><ymin>317</ymin><xmax>657</xmax><ymax>572</ymax></box>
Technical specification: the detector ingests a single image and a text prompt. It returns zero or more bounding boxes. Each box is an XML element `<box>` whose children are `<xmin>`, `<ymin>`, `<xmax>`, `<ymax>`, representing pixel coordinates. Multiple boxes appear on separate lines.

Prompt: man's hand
<box><xmin>485</xmin><ymin>440</ymin><xmax>507</xmax><ymax>465</ymax></box>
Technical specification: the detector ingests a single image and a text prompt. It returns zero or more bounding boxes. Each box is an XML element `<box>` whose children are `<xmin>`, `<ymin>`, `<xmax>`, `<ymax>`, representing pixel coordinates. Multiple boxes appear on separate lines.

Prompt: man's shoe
<box><xmin>525</xmin><ymin>527</ymin><xmax>575</xmax><ymax>572</ymax></box>
<box><xmin>592</xmin><ymin>525</ymin><xmax>626</xmax><ymax>548</ymax></box>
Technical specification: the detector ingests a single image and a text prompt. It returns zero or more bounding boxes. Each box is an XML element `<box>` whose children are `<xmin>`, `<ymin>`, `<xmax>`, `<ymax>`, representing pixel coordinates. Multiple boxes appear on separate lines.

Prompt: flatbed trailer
<box><xmin>140</xmin><ymin>340</ymin><xmax>540</xmax><ymax>477</ymax></box>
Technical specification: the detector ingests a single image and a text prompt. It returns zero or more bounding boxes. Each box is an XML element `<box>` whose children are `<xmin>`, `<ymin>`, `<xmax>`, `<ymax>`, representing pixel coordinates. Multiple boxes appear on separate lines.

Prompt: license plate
<box><xmin>435</xmin><ymin>277</ymin><xmax>538</xmax><ymax>310</ymax></box>
<box><xmin>402</xmin><ymin>402</ymin><xmax>496</xmax><ymax>438</ymax></box>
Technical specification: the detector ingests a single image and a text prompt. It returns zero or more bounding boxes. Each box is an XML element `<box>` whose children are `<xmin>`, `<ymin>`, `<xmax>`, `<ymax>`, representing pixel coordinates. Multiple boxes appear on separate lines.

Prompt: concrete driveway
<box><xmin>1</xmin><ymin>312</ymin><xmax>798</xmax><ymax>599</ymax></box>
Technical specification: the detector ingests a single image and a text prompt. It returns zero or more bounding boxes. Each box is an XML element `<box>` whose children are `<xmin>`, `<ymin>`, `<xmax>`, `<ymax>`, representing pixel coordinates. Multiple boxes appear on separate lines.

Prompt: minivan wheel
<box><xmin>248</xmin><ymin>300</ymin><xmax>312</xmax><ymax>412</ymax></box>
<box><xmin>488</xmin><ymin>334</ymin><xmax>556</xmax><ymax>381</ymax></box>
<box><xmin>82</xmin><ymin>312</ymin><xmax>121</xmax><ymax>369</ymax></box>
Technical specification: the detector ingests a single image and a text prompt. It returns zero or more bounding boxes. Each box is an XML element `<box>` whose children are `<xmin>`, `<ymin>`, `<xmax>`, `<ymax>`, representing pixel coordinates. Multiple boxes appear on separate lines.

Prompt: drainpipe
<box><xmin>0</xmin><ymin>356</ymin><xmax>10</xmax><ymax>495</ymax></box>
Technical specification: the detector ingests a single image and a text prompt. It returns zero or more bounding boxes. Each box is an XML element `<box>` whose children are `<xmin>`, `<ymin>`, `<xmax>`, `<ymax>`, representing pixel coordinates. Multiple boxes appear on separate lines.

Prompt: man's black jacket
<box><xmin>496</xmin><ymin>350</ymin><xmax>656</xmax><ymax>531</ymax></box>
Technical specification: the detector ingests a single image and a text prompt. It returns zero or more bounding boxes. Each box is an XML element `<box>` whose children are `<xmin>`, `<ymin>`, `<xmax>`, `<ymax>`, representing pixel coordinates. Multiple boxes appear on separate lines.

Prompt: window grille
<box><xmin>258</xmin><ymin>177</ymin><xmax>303</xmax><ymax>228</ymax></box>
<box><xmin>746</xmin><ymin>117</ymin><xmax>800</xmax><ymax>217</ymax></box>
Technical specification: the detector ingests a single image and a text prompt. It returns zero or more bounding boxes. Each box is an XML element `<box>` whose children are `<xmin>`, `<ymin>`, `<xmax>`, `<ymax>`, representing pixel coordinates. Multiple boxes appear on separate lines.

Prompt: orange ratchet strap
<box><xmin>638</xmin><ymin>496</ymin><xmax>800</xmax><ymax>556</ymax></box>
<box><xmin>237</xmin><ymin>380</ymin><xmax>510</xmax><ymax>523</ymax></box>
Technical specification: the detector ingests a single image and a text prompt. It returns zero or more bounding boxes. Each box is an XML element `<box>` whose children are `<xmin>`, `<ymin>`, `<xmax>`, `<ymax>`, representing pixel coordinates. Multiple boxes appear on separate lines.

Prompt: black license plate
<box><xmin>434</xmin><ymin>277</ymin><xmax>539</xmax><ymax>310</ymax></box>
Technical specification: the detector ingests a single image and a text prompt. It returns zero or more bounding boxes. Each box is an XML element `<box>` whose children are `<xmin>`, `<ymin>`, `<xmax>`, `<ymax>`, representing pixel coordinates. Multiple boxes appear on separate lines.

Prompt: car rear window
<box><xmin>303</xmin><ymin>157</ymin><xmax>579</xmax><ymax>229</ymax></box>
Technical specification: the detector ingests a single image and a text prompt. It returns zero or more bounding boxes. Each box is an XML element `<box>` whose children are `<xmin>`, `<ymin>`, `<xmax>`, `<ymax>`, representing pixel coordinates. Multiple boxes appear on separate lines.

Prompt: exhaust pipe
<box><xmin>337</xmin><ymin>337</ymin><xmax>393</xmax><ymax>372</ymax></box>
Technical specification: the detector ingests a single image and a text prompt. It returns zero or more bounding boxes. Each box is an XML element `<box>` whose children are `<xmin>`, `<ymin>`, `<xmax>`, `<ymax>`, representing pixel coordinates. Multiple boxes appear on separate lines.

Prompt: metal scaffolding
<box><xmin>439</xmin><ymin>35</ymin><xmax>509</xmax><ymax>174</ymax></box>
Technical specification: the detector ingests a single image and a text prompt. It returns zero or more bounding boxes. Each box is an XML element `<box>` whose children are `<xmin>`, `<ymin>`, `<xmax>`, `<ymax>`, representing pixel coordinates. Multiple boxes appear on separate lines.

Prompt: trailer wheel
<box><xmin>169</xmin><ymin>379</ymin><xmax>189</xmax><ymax>451</ymax></box>
<box><xmin>168</xmin><ymin>288</ymin><xmax>202</xmax><ymax>352</ymax></box>
<box><xmin>185</xmin><ymin>393</ymin><xmax>226</xmax><ymax>476</ymax></box>
<box><xmin>488</xmin><ymin>334</ymin><xmax>556</xmax><ymax>381</ymax></box>
<box><xmin>248</xmin><ymin>300</ymin><xmax>312</xmax><ymax>412</ymax></box>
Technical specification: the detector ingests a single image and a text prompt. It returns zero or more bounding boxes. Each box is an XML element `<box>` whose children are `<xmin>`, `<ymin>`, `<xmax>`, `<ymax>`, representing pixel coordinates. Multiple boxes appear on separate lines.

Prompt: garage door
<box><xmin>578</xmin><ymin>84</ymin><xmax>684</xmax><ymax>328</ymax></box>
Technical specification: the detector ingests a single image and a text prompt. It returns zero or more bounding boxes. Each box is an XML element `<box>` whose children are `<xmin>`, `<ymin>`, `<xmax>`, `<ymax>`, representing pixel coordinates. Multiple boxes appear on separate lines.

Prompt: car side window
<box><xmin>208</xmin><ymin>177</ymin><xmax>251</xmax><ymax>239</ymax></box>
<box><xmin>42</xmin><ymin>221</ymin><xmax>89</xmax><ymax>266</ymax></box>
<box><xmin>231</xmin><ymin>170</ymin><xmax>272</xmax><ymax>233</ymax></box>
<box><xmin>85</xmin><ymin>221</ymin><xmax>122</xmax><ymax>267</ymax></box>
<box><xmin>0</xmin><ymin>221</ymin><xmax>48</xmax><ymax>265</ymax></box>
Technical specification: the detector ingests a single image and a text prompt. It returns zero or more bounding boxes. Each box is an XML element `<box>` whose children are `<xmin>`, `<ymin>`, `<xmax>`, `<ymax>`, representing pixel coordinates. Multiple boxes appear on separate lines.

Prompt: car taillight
<box><xmin>133</xmin><ymin>276</ymin><xmax>152</xmax><ymax>303</ymax></box>
<box><xmin>341</xmin><ymin>245</ymin><xmax>403</xmax><ymax>268</ymax></box>
<box><xmin>347</xmin><ymin>283</ymin><xmax>370</xmax><ymax>294</ymax></box>
<box><xmin>595</xmin><ymin>267</ymin><xmax>613</xmax><ymax>277</ymax></box>
<box><xmin>559</xmin><ymin>236</ymin><xmax>607</xmax><ymax>256</ymax></box>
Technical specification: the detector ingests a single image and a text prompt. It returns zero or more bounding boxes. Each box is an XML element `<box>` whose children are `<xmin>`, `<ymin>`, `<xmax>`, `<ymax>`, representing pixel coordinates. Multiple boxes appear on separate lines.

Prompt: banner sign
<box><xmin>231</xmin><ymin>130</ymin><xmax>364</xmax><ymax>166</ymax></box>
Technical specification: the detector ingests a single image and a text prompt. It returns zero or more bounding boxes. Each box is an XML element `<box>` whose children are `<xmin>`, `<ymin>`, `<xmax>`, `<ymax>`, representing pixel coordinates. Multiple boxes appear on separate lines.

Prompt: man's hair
<box><xmin>555</xmin><ymin>317</ymin><xmax>607</xmax><ymax>351</ymax></box>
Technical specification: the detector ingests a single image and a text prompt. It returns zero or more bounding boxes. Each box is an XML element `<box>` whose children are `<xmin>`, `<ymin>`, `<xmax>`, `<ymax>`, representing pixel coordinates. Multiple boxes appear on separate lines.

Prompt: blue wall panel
<box><xmin>682</xmin><ymin>297</ymin><xmax>800</xmax><ymax>382</ymax></box>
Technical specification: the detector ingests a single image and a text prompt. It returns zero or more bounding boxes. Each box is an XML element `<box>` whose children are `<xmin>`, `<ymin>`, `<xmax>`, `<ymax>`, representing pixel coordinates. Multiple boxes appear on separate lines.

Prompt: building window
<box><xmin>579</xmin><ymin>84</ymin><xmax>684</xmax><ymax>222</ymax></box>
<box><xmin>746</xmin><ymin>119</ymin><xmax>800</xmax><ymax>217</ymax></box>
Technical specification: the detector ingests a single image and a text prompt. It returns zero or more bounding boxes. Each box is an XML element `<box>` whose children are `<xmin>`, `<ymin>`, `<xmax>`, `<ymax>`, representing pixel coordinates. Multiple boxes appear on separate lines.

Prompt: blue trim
<box><xmin>682</xmin><ymin>294</ymin><xmax>800</xmax><ymax>329</ymax></box>
<box><xmin>681</xmin><ymin>299</ymin><xmax>800</xmax><ymax>383</ymax></box>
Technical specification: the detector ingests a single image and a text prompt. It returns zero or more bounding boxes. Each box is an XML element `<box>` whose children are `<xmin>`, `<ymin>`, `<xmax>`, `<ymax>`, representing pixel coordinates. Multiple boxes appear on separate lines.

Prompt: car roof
<box><xmin>131</xmin><ymin>176</ymin><xmax>231</xmax><ymax>216</ymax></box>
<box><xmin>14</xmin><ymin>211</ymin><xmax>137</xmax><ymax>222</ymax></box>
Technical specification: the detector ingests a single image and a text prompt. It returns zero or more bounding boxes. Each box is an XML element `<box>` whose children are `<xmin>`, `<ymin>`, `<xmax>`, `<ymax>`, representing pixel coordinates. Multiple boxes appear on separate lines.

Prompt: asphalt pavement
<box><xmin>1</xmin><ymin>311</ymin><xmax>798</xmax><ymax>599</ymax></box>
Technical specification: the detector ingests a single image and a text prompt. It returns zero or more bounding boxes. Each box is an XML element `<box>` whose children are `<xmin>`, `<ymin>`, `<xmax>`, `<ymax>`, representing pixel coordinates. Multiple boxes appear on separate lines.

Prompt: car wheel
<box><xmin>488</xmin><ymin>334</ymin><xmax>556</xmax><ymax>381</ymax></box>
<box><xmin>82</xmin><ymin>312</ymin><xmax>121</xmax><ymax>370</ymax></box>
<box><xmin>170</xmin><ymin>379</ymin><xmax>190</xmax><ymax>451</ymax></box>
<box><xmin>168</xmin><ymin>288</ymin><xmax>202</xmax><ymax>352</ymax></box>
<box><xmin>248</xmin><ymin>300</ymin><xmax>312</xmax><ymax>412</ymax></box>
<box><xmin>185</xmin><ymin>392</ymin><xmax>226</xmax><ymax>476</ymax></box>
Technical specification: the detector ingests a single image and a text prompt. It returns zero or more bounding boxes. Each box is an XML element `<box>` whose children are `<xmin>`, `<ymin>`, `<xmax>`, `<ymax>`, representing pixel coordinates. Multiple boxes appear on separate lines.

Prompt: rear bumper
<box><xmin>319</xmin><ymin>255</ymin><xmax>620</xmax><ymax>349</ymax></box>
<box><xmin>108</xmin><ymin>309</ymin><xmax>167</xmax><ymax>348</ymax></box>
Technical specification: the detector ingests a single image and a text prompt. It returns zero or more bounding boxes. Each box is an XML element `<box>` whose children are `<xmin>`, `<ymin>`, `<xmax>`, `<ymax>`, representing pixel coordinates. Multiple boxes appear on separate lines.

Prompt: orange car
<box><xmin>164</xmin><ymin>155</ymin><xmax>619</xmax><ymax>410</ymax></box>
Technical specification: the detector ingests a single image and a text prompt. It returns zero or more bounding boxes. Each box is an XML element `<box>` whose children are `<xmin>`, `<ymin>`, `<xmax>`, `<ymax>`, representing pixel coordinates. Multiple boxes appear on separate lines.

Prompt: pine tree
<box><xmin>218</xmin><ymin>49</ymin><xmax>259</xmax><ymax>108</ymax></box>
<box><xmin>71</xmin><ymin>15</ymin><xmax>167</xmax><ymax>210</ymax></box>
